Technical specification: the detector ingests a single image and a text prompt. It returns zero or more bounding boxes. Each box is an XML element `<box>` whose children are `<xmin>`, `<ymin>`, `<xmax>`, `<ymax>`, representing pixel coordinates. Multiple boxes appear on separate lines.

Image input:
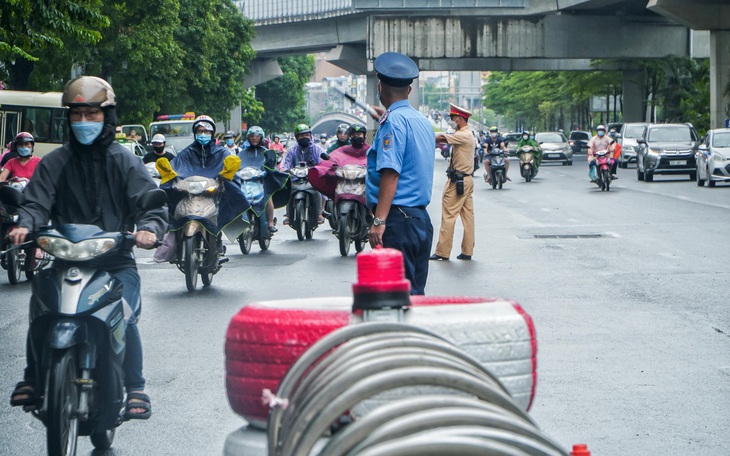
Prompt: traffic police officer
<box><xmin>430</xmin><ymin>103</ymin><xmax>475</xmax><ymax>261</ymax></box>
<box><xmin>367</xmin><ymin>52</ymin><xmax>435</xmax><ymax>295</ymax></box>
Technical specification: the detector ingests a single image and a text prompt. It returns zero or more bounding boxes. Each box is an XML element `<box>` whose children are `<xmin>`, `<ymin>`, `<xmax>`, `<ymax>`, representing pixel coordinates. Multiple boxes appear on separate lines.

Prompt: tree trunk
<box><xmin>8</xmin><ymin>57</ymin><xmax>34</xmax><ymax>90</ymax></box>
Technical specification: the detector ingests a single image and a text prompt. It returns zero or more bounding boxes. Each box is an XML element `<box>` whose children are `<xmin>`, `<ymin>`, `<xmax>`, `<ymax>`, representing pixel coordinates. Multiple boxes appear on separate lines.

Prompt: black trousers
<box><xmin>382</xmin><ymin>205</ymin><xmax>433</xmax><ymax>295</ymax></box>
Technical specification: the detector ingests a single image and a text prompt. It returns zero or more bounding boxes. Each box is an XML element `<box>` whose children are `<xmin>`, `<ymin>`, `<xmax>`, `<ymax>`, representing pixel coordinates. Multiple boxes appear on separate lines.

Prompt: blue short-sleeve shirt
<box><xmin>366</xmin><ymin>100</ymin><xmax>435</xmax><ymax>208</ymax></box>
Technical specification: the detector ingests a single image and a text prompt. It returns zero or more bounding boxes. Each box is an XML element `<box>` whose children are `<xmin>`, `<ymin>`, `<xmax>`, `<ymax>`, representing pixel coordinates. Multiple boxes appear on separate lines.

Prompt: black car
<box><xmin>636</xmin><ymin>123</ymin><xmax>700</xmax><ymax>182</ymax></box>
<box><xmin>568</xmin><ymin>131</ymin><xmax>590</xmax><ymax>153</ymax></box>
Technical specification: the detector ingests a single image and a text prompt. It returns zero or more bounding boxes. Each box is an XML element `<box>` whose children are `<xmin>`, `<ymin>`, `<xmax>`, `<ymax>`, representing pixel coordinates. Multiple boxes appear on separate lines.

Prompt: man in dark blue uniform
<box><xmin>366</xmin><ymin>52</ymin><xmax>435</xmax><ymax>295</ymax></box>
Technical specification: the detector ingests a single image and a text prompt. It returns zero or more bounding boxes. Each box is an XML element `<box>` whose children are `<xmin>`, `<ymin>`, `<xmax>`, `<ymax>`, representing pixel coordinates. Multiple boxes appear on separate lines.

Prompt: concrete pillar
<box><xmin>710</xmin><ymin>30</ymin><xmax>730</xmax><ymax>129</ymax></box>
<box><xmin>366</xmin><ymin>73</ymin><xmax>379</xmax><ymax>131</ymax></box>
<box><xmin>622</xmin><ymin>70</ymin><xmax>646</xmax><ymax>123</ymax></box>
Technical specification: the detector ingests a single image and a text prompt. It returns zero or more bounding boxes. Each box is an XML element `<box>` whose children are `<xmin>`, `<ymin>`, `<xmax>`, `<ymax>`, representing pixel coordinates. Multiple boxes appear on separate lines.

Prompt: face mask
<box><xmin>597</xmin><ymin>131</ymin><xmax>605</xmax><ymax>137</ymax></box>
<box><xmin>196</xmin><ymin>133</ymin><xmax>212</xmax><ymax>146</ymax></box>
<box><xmin>153</xmin><ymin>146</ymin><xmax>165</xmax><ymax>154</ymax></box>
<box><xmin>225</xmin><ymin>139</ymin><xmax>234</xmax><ymax>146</ymax></box>
<box><xmin>320</xmin><ymin>138</ymin><xmax>327</xmax><ymax>144</ymax></box>
<box><xmin>17</xmin><ymin>147</ymin><xmax>32</xmax><ymax>157</ymax></box>
<box><xmin>523</xmin><ymin>135</ymin><xmax>529</xmax><ymax>140</ymax></box>
<box><xmin>447</xmin><ymin>120</ymin><xmax>457</xmax><ymax>129</ymax></box>
<box><xmin>490</xmin><ymin>133</ymin><xmax>498</xmax><ymax>138</ymax></box>
<box><xmin>297</xmin><ymin>137</ymin><xmax>311</xmax><ymax>148</ymax></box>
<box><xmin>71</xmin><ymin>121</ymin><xmax>104</xmax><ymax>145</ymax></box>
<box><xmin>351</xmin><ymin>137</ymin><xmax>365</xmax><ymax>148</ymax></box>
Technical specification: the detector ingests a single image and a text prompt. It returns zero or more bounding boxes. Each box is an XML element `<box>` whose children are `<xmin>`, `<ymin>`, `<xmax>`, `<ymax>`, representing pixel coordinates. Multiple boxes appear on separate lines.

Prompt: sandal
<box><xmin>10</xmin><ymin>381</ymin><xmax>36</xmax><ymax>407</ymax></box>
<box><xmin>123</xmin><ymin>392</ymin><xmax>152</xmax><ymax>420</ymax></box>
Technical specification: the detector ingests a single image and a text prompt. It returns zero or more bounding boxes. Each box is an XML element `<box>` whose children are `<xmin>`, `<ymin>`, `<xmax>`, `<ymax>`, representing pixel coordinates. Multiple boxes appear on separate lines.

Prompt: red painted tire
<box><xmin>225</xmin><ymin>296</ymin><xmax>536</xmax><ymax>427</ymax></box>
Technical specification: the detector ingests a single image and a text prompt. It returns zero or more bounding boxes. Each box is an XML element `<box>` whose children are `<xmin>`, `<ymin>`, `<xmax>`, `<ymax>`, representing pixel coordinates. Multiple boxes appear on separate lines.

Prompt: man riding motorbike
<box><xmin>8</xmin><ymin>75</ymin><xmax>167</xmax><ymax>420</ymax></box>
<box><xmin>482</xmin><ymin>126</ymin><xmax>510</xmax><ymax>183</ymax></box>
<box><xmin>223</xmin><ymin>130</ymin><xmax>242</xmax><ymax>156</ymax></box>
<box><xmin>309</xmin><ymin>123</ymin><xmax>369</xmax><ymax>197</ymax></box>
<box><xmin>587</xmin><ymin>125</ymin><xmax>617</xmax><ymax>182</ymax></box>
<box><xmin>236</xmin><ymin>126</ymin><xmax>290</xmax><ymax>233</ymax></box>
<box><xmin>281</xmin><ymin>124</ymin><xmax>324</xmax><ymax>225</ymax></box>
<box><xmin>326</xmin><ymin>123</ymin><xmax>350</xmax><ymax>154</ymax></box>
<box><xmin>516</xmin><ymin>130</ymin><xmax>543</xmax><ymax>168</ymax></box>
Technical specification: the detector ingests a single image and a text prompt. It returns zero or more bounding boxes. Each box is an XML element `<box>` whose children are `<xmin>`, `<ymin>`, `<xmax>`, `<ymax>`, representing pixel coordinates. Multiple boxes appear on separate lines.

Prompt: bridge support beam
<box><xmin>622</xmin><ymin>70</ymin><xmax>646</xmax><ymax>123</ymax></box>
<box><xmin>243</xmin><ymin>59</ymin><xmax>283</xmax><ymax>89</ymax></box>
<box><xmin>710</xmin><ymin>30</ymin><xmax>730</xmax><ymax>129</ymax></box>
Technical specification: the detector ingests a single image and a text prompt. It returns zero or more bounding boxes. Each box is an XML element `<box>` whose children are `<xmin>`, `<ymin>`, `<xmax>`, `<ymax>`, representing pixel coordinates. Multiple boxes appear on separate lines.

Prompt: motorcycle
<box><xmin>171</xmin><ymin>175</ymin><xmax>228</xmax><ymax>291</ymax></box>
<box><xmin>516</xmin><ymin>145</ymin><xmax>538</xmax><ymax>183</ymax></box>
<box><xmin>437</xmin><ymin>142</ymin><xmax>451</xmax><ymax>160</ymax></box>
<box><xmin>0</xmin><ymin>178</ymin><xmax>52</xmax><ymax>284</ymax></box>
<box><xmin>235</xmin><ymin>166</ymin><xmax>272</xmax><ymax>254</ymax></box>
<box><xmin>487</xmin><ymin>148</ymin><xmax>508</xmax><ymax>189</ymax></box>
<box><xmin>593</xmin><ymin>149</ymin><xmax>613</xmax><ymax>191</ymax></box>
<box><xmin>0</xmin><ymin>185</ymin><xmax>166</xmax><ymax>456</ymax></box>
<box><xmin>287</xmin><ymin>162</ymin><xmax>321</xmax><ymax>241</ymax></box>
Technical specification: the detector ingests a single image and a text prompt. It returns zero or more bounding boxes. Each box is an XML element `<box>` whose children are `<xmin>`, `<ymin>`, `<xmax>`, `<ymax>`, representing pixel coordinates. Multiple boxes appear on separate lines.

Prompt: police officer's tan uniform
<box><xmin>433</xmin><ymin>121</ymin><xmax>475</xmax><ymax>259</ymax></box>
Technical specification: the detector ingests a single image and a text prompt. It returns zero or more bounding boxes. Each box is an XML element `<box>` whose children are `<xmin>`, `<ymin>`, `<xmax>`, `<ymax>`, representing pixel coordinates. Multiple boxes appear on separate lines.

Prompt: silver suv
<box><xmin>636</xmin><ymin>123</ymin><xmax>700</xmax><ymax>182</ymax></box>
<box><xmin>617</xmin><ymin>122</ymin><xmax>648</xmax><ymax>168</ymax></box>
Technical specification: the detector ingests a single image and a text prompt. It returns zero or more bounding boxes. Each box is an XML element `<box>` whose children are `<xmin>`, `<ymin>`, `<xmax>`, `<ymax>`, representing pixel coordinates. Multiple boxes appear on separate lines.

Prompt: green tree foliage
<box><xmin>0</xmin><ymin>0</ymin><xmax>109</xmax><ymax>89</ymax></box>
<box><xmin>254</xmin><ymin>55</ymin><xmax>315</xmax><ymax>133</ymax></box>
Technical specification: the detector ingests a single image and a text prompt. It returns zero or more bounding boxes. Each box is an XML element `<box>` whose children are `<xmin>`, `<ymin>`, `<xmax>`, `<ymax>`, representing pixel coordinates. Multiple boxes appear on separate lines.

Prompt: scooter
<box><xmin>171</xmin><ymin>175</ymin><xmax>227</xmax><ymax>291</ymax></box>
<box><xmin>487</xmin><ymin>149</ymin><xmax>507</xmax><ymax>189</ymax></box>
<box><xmin>593</xmin><ymin>149</ymin><xmax>613</xmax><ymax>191</ymax></box>
<box><xmin>287</xmin><ymin>162</ymin><xmax>321</xmax><ymax>241</ymax></box>
<box><xmin>144</xmin><ymin>162</ymin><xmax>161</xmax><ymax>187</ymax></box>
<box><xmin>0</xmin><ymin>185</ymin><xmax>166</xmax><ymax>456</ymax></box>
<box><xmin>516</xmin><ymin>145</ymin><xmax>538</xmax><ymax>183</ymax></box>
<box><xmin>0</xmin><ymin>178</ymin><xmax>52</xmax><ymax>284</ymax></box>
<box><xmin>235</xmin><ymin>166</ymin><xmax>272</xmax><ymax>254</ymax></box>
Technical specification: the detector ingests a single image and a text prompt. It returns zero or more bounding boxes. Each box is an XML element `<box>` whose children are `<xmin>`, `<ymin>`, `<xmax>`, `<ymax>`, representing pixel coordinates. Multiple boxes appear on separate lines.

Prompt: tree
<box><xmin>254</xmin><ymin>55</ymin><xmax>315</xmax><ymax>133</ymax></box>
<box><xmin>0</xmin><ymin>0</ymin><xmax>109</xmax><ymax>90</ymax></box>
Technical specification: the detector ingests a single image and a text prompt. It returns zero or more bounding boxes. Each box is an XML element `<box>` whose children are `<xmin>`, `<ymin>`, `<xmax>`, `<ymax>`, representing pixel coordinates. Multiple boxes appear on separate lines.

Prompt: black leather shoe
<box><xmin>269</xmin><ymin>226</ymin><xmax>278</xmax><ymax>233</ymax></box>
<box><xmin>456</xmin><ymin>253</ymin><xmax>472</xmax><ymax>260</ymax></box>
<box><xmin>429</xmin><ymin>254</ymin><xmax>448</xmax><ymax>261</ymax></box>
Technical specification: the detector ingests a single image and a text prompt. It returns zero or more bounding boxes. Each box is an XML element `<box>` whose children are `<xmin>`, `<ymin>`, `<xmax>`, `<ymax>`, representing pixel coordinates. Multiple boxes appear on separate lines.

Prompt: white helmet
<box><xmin>151</xmin><ymin>134</ymin><xmax>166</xmax><ymax>143</ymax></box>
<box><xmin>596</xmin><ymin>125</ymin><xmax>606</xmax><ymax>131</ymax></box>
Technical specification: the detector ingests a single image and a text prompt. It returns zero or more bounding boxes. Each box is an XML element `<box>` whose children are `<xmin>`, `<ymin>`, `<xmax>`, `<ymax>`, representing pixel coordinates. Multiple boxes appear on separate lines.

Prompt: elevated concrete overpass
<box><xmin>241</xmin><ymin>0</ymin><xmax>729</xmax><ymax>128</ymax></box>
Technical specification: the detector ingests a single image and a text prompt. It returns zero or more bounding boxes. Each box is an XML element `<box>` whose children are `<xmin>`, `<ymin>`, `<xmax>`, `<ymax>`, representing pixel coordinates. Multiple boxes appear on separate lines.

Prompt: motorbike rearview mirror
<box><xmin>0</xmin><ymin>185</ymin><xmax>26</xmax><ymax>208</ymax></box>
<box><xmin>137</xmin><ymin>188</ymin><xmax>167</xmax><ymax>211</ymax></box>
<box><xmin>320</xmin><ymin>152</ymin><xmax>331</xmax><ymax>161</ymax></box>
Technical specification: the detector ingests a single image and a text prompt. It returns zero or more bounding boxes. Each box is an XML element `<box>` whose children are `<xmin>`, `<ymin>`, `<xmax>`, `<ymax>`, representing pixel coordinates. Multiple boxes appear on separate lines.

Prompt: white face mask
<box><xmin>447</xmin><ymin>120</ymin><xmax>457</xmax><ymax>129</ymax></box>
<box><xmin>490</xmin><ymin>133</ymin><xmax>498</xmax><ymax>138</ymax></box>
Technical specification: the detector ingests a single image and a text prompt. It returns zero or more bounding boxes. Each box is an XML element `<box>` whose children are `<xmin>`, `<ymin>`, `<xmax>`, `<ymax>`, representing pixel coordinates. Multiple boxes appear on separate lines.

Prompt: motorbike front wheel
<box><xmin>602</xmin><ymin>169</ymin><xmax>611</xmax><ymax>191</ymax></box>
<box><xmin>338</xmin><ymin>216</ymin><xmax>351</xmax><ymax>257</ymax></box>
<box><xmin>238</xmin><ymin>226</ymin><xmax>253</xmax><ymax>255</ymax></box>
<box><xmin>46</xmin><ymin>349</ymin><xmax>79</xmax><ymax>456</ymax></box>
<box><xmin>7</xmin><ymin>248</ymin><xmax>22</xmax><ymax>285</ymax></box>
<box><xmin>295</xmin><ymin>200</ymin><xmax>307</xmax><ymax>242</ymax></box>
<box><xmin>183</xmin><ymin>235</ymin><xmax>200</xmax><ymax>291</ymax></box>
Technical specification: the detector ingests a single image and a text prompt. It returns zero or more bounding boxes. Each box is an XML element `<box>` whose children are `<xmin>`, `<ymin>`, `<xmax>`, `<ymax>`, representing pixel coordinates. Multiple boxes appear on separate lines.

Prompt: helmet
<box><xmin>151</xmin><ymin>134</ymin><xmax>166</xmax><ymax>143</ymax></box>
<box><xmin>224</xmin><ymin>130</ymin><xmax>235</xmax><ymax>139</ymax></box>
<box><xmin>320</xmin><ymin>133</ymin><xmax>327</xmax><ymax>139</ymax></box>
<box><xmin>489</xmin><ymin>126</ymin><xmax>498</xmax><ymax>133</ymax></box>
<box><xmin>247</xmin><ymin>126</ymin><xmax>264</xmax><ymax>138</ymax></box>
<box><xmin>336</xmin><ymin>123</ymin><xmax>349</xmax><ymax>135</ymax></box>
<box><xmin>522</xmin><ymin>130</ymin><xmax>530</xmax><ymax>136</ymax></box>
<box><xmin>14</xmin><ymin>132</ymin><xmax>35</xmax><ymax>145</ymax></box>
<box><xmin>596</xmin><ymin>125</ymin><xmax>606</xmax><ymax>131</ymax></box>
<box><xmin>347</xmin><ymin>123</ymin><xmax>367</xmax><ymax>135</ymax></box>
<box><xmin>294</xmin><ymin>124</ymin><xmax>311</xmax><ymax>136</ymax></box>
<box><xmin>62</xmin><ymin>76</ymin><xmax>116</xmax><ymax>108</ymax></box>
<box><xmin>193</xmin><ymin>115</ymin><xmax>216</xmax><ymax>135</ymax></box>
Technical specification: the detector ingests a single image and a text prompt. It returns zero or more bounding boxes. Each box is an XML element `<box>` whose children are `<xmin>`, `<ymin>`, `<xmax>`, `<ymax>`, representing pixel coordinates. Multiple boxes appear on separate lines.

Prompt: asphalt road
<box><xmin>1</xmin><ymin>154</ymin><xmax>729</xmax><ymax>455</ymax></box>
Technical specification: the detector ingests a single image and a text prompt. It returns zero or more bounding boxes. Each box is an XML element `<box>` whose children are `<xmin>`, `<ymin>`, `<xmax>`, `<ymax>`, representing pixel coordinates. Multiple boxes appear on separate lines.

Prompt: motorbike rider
<box><xmin>8</xmin><ymin>76</ymin><xmax>167</xmax><ymax>420</ymax></box>
<box><xmin>0</xmin><ymin>132</ymin><xmax>41</xmax><ymax>182</ymax></box>
<box><xmin>319</xmin><ymin>133</ymin><xmax>328</xmax><ymax>147</ymax></box>
<box><xmin>281</xmin><ymin>124</ymin><xmax>325</xmax><ymax>225</ymax></box>
<box><xmin>310</xmin><ymin>123</ymin><xmax>369</xmax><ymax>198</ymax></box>
<box><xmin>223</xmin><ymin>130</ymin><xmax>242</xmax><ymax>156</ymax></box>
<box><xmin>587</xmin><ymin>125</ymin><xmax>617</xmax><ymax>182</ymax></box>
<box><xmin>326</xmin><ymin>123</ymin><xmax>350</xmax><ymax>154</ymax></box>
<box><xmin>237</xmin><ymin>126</ymin><xmax>290</xmax><ymax>233</ymax></box>
<box><xmin>609</xmin><ymin>128</ymin><xmax>621</xmax><ymax>175</ymax></box>
<box><xmin>482</xmin><ymin>126</ymin><xmax>510</xmax><ymax>183</ymax></box>
<box><xmin>269</xmin><ymin>134</ymin><xmax>287</xmax><ymax>168</ymax></box>
<box><xmin>142</xmin><ymin>134</ymin><xmax>175</xmax><ymax>164</ymax></box>
<box><xmin>516</xmin><ymin>129</ymin><xmax>543</xmax><ymax>169</ymax></box>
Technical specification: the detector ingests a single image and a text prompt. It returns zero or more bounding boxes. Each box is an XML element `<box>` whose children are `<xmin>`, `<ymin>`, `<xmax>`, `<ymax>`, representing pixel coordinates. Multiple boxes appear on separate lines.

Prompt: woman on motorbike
<box><xmin>237</xmin><ymin>126</ymin><xmax>290</xmax><ymax>233</ymax></box>
<box><xmin>0</xmin><ymin>132</ymin><xmax>41</xmax><ymax>183</ymax></box>
<box><xmin>516</xmin><ymin>130</ymin><xmax>543</xmax><ymax>169</ymax></box>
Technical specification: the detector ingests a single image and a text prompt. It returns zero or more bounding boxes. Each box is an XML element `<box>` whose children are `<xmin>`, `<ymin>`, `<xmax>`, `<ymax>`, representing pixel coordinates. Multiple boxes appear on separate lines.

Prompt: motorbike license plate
<box><xmin>670</xmin><ymin>160</ymin><xmax>686</xmax><ymax>166</ymax></box>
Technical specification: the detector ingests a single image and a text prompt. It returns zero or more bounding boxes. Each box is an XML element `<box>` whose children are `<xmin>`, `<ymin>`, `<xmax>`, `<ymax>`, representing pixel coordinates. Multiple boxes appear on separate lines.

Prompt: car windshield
<box><xmin>571</xmin><ymin>132</ymin><xmax>589</xmax><ymax>140</ymax></box>
<box><xmin>151</xmin><ymin>122</ymin><xmax>193</xmax><ymax>137</ymax></box>
<box><xmin>622</xmin><ymin>125</ymin><xmax>646</xmax><ymax>138</ymax></box>
<box><xmin>712</xmin><ymin>131</ymin><xmax>730</xmax><ymax>148</ymax></box>
<box><xmin>648</xmin><ymin>127</ymin><xmax>691</xmax><ymax>142</ymax></box>
<box><xmin>536</xmin><ymin>133</ymin><xmax>565</xmax><ymax>143</ymax></box>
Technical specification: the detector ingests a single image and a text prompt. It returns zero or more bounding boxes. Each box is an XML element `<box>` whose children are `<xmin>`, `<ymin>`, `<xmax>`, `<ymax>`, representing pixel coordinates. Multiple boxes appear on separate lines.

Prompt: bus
<box><xmin>0</xmin><ymin>90</ymin><xmax>68</xmax><ymax>157</ymax></box>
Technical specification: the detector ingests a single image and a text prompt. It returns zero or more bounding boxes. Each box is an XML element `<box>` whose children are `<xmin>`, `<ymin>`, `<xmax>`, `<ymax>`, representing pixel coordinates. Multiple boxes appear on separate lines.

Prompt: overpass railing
<box><xmin>240</xmin><ymin>0</ymin><xmax>527</xmax><ymax>25</ymax></box>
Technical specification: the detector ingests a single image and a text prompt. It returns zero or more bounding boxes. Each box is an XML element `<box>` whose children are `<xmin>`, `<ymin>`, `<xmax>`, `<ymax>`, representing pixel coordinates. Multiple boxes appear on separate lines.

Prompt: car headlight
<box><xmin>37</xmin><ymin>236</ymin><xmax>117</xmax><ymax>261</ymax></box>
<box><xmin>647</xmin><ymin>148</ymin><xmax>661</xmax><ymax>156</ymax></box>
<box><xmin>713</xmin><ymin>152</ymin><xmax>728</xmax><ymax>161</ymax></box>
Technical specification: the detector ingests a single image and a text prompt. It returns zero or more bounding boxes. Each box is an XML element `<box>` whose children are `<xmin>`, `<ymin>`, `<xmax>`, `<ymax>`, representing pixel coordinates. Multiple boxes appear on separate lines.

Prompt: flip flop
<box><xmin>123</xmin><ymin>392</ymin><xmax>152</xmax><ymax>420</ymax></box>
<box><xmin>10</xmin><ymin>381</ymin><xmax>36</xmax><ymax>407</ymax></box>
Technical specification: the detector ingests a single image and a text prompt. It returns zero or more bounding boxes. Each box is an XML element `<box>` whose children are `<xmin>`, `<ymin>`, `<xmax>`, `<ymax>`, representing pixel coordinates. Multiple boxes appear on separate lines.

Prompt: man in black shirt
<box><xmin>143</xmin><ymin>134</ymin><xmax>175</xmax><ymax>164</ymax></box>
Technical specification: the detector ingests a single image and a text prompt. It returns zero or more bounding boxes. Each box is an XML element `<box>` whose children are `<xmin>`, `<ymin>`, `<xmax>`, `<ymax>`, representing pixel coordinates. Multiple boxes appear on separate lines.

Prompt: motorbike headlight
<box><xmin>37</xmin><ymin>236</ymin><xmax>117</xmax><ymax>261</ymax></box>
<box><xmin>336</xmin><ymin>165</ymin><xmax>367</xmax><ymax>179</ymax></box>
<box><xmin>292</xmin><ymin>168</ymin><xmax>308</xmax><ymax>179</ymax></box>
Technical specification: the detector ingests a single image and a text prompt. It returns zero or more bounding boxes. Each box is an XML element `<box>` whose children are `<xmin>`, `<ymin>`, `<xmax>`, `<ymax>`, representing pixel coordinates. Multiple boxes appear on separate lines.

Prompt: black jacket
<box><xmin>19</xmin><ymin>142</ymin><xmax>168</xmax><ymax>268</ymax></box>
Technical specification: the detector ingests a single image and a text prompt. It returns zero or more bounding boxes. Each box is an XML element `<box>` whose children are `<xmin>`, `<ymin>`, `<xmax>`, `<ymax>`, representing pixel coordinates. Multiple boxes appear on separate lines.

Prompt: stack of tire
<box><xmin>225</xmin><ymin>295</ymin><xmax>537</xmax><ymax>430</ymax></box>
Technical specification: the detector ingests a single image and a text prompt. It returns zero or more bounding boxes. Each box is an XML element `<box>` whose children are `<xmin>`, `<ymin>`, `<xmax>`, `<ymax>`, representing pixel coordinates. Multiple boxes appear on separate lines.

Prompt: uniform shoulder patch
<box><xmin>382</xmin><ymin>133</ymin><xmax>393</xmax><ymax>151</ymax></box>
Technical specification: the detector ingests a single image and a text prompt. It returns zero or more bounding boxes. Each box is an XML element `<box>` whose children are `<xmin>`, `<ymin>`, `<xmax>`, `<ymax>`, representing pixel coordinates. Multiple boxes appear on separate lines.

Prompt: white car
<box><xmin>696</xmin><ymin>128</ymin><xmax>730</xmax><ymax>187</ymax></box>
<box><xmin>618</xmin><ymin>122</ymin><xmax>648</xmax><ymax>168</ymax></box>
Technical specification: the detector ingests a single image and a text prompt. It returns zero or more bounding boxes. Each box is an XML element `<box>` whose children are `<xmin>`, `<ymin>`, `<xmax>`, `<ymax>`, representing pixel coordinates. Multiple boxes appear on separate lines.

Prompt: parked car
<box><xmin>568</xmin><ymin>131</ymin><xmax>591</xmax><ymax>154</ymax></box>
<box><xmin>536</xmin><ymin>131</ymin><xmax>572</xmax><ymax>165</ymax></box>
<box><xmin>503</xmin><ymin>132</ymin><xmax>523</xmax><ymax>156</ymax></box>
<box><xmin>617</xmin><ymin>122</ymin><xmax>648</xmax><ymax>168</ymax></box>
<box><xmin>636</xmin><ymin>123</ymin><xmax>699</xmax><ymax>182</ymax></box>
<box><xmin>114</xmin><ymin>134</ymin><xmax>147</xmax><ymax>158</ymax></box>
<box><xmin>696</xmin><ymin>128</ymin><xmax>730</xmax><ymax>187</ymax></box>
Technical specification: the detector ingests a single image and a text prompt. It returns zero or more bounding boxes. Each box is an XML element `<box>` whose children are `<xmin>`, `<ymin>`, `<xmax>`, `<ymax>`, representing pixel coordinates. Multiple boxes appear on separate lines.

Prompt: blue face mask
<box><xmin>225</xmin><ymin>139</ymin><xmax>234</xmax><ymax>146</ymax></box>
<box><xmin>196</xmin><ymin>133</ymin><xmax>212</xmax><ymax>146</ymax></box>
<box><xmin>17</xmin><ymin>147</ymin><xmax>32</xmax><ymax>157</ymax></box>
<box><xmin>71</xmin><ymin>121</ymin><xmax>104</xmax><ymax>145</ymax></box>
<box><xmin>597</xmin><ymin>131</ymin><xmax>605</xmax><ymax>137</ymax></box>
